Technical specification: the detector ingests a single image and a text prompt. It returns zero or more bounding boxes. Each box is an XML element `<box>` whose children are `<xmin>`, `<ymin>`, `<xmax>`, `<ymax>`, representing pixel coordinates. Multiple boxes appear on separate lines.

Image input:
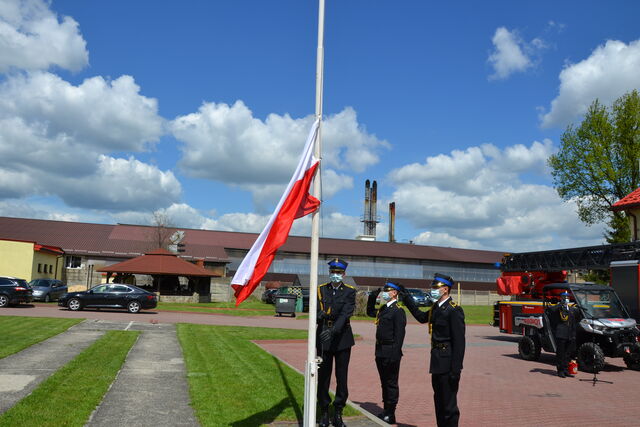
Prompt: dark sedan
<box><xmin>407</xmin><ymin>288</ymin><xmax>430</xmax><ymax>307</ymax></box>
<box><xmin>59</xmin><ymin>283</ymin><xmax>158</xmax><ymax>313</ymax></box>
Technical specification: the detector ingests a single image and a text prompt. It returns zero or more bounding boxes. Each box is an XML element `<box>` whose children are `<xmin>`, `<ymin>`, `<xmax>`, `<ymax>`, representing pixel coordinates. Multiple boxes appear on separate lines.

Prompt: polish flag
<box><xmin>231</xmin><ymin>120</ymin><xmax>321</xmax><ymax>305</ymax></box>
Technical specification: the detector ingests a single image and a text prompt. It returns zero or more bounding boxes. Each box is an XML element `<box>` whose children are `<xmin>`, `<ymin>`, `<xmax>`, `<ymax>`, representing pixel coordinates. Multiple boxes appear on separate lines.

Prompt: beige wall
<box><xmin>31</xmin><ymin>251</ymin><xmax>63</xmax><ymax>281</ymax></box>
<box><xmin>0</xmin><ymin>240</ymin><xmax>35</xmax><ymax>280</ymax></box>
<box><xmin>629</xmin><ymin>208</ymin><xmax>640</xmax><ymax>240</ymax></box>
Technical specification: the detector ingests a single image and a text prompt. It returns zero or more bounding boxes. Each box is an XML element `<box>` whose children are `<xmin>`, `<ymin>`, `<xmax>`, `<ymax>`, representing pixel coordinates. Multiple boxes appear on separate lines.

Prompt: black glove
<box><xmin>320</xmin><ymin>327</ymin><xmax>333</xmax><ymax>345</ymax></box>
<box><xmin>373</xmin><ymin>288</ymin><xmax>381</xmax><ymax>297</ymax></box>
<box><xmin>317</xmin><ymin>311</ymin><xmax>327</xmax><ymax>322</ymax></box>
<box><xmin>449</xmin><ymin>372</ymin><xmax>460</xmax><ymax>392</ymax></box>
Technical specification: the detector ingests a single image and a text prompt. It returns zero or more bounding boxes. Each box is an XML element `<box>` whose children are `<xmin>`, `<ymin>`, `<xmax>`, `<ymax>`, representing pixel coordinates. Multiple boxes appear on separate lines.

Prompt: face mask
<box><xmin>330</xmin><ymin>273</ymin><xmax>343</xmax><ymax>283</ymax></box>
<box><xmin>430</xmin><ymin>288</ymin><xmax>442</xmax><ymax>300</ymax></box>
<box><xmin>563</xmin><ymin>298</ymin><xmax>570</xmax><ymax>306</ymax></box>
<box><xmin>381</xmin><ymin>291</ymin><xmax>391</xmax><ymax>302</ymax></box>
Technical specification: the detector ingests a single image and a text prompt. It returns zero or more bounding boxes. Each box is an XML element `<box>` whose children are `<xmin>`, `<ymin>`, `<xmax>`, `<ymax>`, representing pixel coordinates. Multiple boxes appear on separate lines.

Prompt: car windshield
<box><xmin>408</xmin><ymin>289</ymin><xmax>424</xmax><ymax>295</ymax></box>
<box><xmin>573</xmin><ymin>289</ymin><xmax>627</xmax><ymax>319</ymax></box>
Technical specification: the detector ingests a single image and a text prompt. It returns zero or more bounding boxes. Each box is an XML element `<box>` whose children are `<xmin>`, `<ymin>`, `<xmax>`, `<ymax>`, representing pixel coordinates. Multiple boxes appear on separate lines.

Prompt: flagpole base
<box><xmin>303</xmin><ymin>357</ymin><xmax>322</xmax><ymax>427</ymax></box>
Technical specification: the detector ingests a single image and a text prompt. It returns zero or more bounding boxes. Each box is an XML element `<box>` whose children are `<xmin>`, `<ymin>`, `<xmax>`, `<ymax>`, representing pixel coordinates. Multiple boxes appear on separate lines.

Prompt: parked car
<box><xmin>58</xmin><ymin>283</ymin><xmax>158</xmax><ymax>313</ymax></box>
<box><xmin>407</xmin><ymin>288</ymin><xmax>430</xmax><ymax>307</ymax></box>
<box><xmin>0</xmin><ymin>276</ymin><xmax>33</xmax><ymax>307</ymax></box>
<box><xmin>29</xmin><ymin>278</ymin><xmax>68</xmax><ymax>302</ymax></box>
<box><xmin>261</xmin><ymin>288</ymin><xmax>278</xmax><ymax>304</ymax></box>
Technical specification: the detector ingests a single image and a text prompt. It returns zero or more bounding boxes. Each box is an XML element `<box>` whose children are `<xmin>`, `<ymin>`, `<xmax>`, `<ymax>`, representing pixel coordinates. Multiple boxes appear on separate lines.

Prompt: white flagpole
<box><xmin>303</xmin><ymin>0</ymin><xmax>325</xmax><ymax>426</ymax></box>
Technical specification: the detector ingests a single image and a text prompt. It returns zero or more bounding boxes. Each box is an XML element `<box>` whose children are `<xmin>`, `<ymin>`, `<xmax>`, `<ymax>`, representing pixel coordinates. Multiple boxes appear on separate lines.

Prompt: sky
<box><xmin>1</xmin><ymin>0</ymin><xmax>640</xmax><ymax>252</ymax></box>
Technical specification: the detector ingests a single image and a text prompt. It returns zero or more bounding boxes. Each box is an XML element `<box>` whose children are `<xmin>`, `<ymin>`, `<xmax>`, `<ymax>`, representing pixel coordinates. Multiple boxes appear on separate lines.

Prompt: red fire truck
<box><xmin>493</xmin><ymin>242</ymin><xmax>640</xmax><ymax>372</ymax></box>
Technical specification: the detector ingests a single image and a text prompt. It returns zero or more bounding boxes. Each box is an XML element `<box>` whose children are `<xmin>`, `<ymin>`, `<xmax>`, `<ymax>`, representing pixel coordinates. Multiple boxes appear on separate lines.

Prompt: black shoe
<box><xmin>318</xmin><ymin>410</ymin><xmax>330</xmax><ymax>427</ymax></box>
<box><xmin>381</xmin><ymin>412</ymin><xmax>396</xmax><ymax>424</ymax></box>
<box><xmin>557</xmin><ymin>370</ymin><xmax>566</xmax><ymax>378</ymax></box>
<box><xmin>332</xmin><ymin>409</ymin><xmax>346</xmax><ymax>427</ymax></box>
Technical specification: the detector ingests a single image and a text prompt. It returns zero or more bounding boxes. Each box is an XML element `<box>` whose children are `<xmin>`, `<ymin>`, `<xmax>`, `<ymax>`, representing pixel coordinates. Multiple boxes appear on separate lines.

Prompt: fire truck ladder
<box><xmin>501</xmin><ymin>241</ymin><xmax>640</xmax><ymax>272</ymax></box>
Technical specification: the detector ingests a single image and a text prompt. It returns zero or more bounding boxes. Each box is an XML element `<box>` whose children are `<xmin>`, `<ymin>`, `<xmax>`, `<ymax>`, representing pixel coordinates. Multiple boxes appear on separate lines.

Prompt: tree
<box><xmin>147</xmin><ymin>211</ymin><xmax>175</xmax><ymax>251</ymax></box>
<box><xmin>548</xmin><ymin>90</ymin><xmax>640</xmax><ymax>243</ymax></box>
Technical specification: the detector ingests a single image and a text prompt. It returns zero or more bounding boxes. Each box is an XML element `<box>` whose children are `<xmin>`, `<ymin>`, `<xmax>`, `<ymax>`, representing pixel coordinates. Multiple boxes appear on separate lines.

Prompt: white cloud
<box><xmin>171</xmin><ymin>101</ymin><xmax>387</xmax><ymax>208</ymax></box>
<box><xmin>389</xmin><ymin>141</ymin><xmax>606</xmax><ymax>251</ymax></box>
<box><xmin>0</xmin><ymin>0</ymin><xmax>88</xmax><ymax>72</ymax></box>
<box><xmin>540</xmin><ymin>39</ymin><xmax>640</xmax><ymax>128</ymax></box>
<box><xmin>488</xmin><ymin>27</ymin><xmax>535</xmax><ymax>80</ymax></box>
<box><xmin>0</xmin><ymin>71</ymin><xmax>176</xmax><ymax>212</ymax></box>
<box><xmin>0</xmin><ymin>72</ymin><xmax>164</xmax><ymax>151</ymax></box>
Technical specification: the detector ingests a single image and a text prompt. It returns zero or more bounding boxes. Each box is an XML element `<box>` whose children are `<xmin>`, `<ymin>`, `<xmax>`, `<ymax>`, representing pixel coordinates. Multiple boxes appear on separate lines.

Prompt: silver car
<box><xmin>29</xmin><ymin>279</ymin><xmax>68</xmax><ymax>302</ymax></box>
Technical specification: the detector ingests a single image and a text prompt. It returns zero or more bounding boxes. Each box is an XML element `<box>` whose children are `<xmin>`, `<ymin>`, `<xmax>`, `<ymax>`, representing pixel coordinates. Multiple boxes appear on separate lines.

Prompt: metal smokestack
<box><xmin>389</xmin><ymin>202</ymin><xmax>395</xmax><ymax>243</ymax></box>
<box><xmin>371</xmin><ymin>180</ymin><xmax>377</xmax><ymax>237</ymax></box>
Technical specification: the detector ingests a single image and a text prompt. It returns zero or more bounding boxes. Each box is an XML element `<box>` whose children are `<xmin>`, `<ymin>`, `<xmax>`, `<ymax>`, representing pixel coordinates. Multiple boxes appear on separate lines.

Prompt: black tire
<box><xmin>518</xmin><ymin>335</ymin><xmax>542</xmax><ymax>361</ymax></box>
<box><xmin>127</xmin><ymin>300</ymin><xmax>141</xmax><ymax>313</ymax></box>
<box><xmin>68</xmin><ymin>298</ymin><xmax>82</xmax><ymax>311</ymax></box>
<box><xmin>623</xmin><ymin>343</ymin><xmax>640</xmax><ymax>371</ymax></box>
<box><xmin>577</xmin><ymin>342</ymin><xmax>605</xmax><ymax>373</ymax></box>
<box><xmin>44</xmin><ymin>294</ymin><xmax>51</xmax><ymax>303</ymax></box>
<box><xmin>0</xmin><ymin>294</ymin><xmax>8</xmax><ymax>308</ymax></box>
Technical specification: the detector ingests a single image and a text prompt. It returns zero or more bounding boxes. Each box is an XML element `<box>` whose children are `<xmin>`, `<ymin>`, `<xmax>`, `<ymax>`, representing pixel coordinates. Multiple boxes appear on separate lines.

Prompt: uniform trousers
<box><xmin>555</xmin><ymin>338</ymin><xmax>575</xmax><ymax>372</ymax></box>
<box><xmin>431</xmin><ymin>372</ymin><xmax>460</xmax><ymax>427</ymax></box>
<box><xmin>317</xmin><ymin>347</ymin><xmax>351</xmax><ymax>410</ymax></box>
<box><xmin>375</xmin><ymin>357</ymin><xmax>401</xmax><ymax>409</ymax></box>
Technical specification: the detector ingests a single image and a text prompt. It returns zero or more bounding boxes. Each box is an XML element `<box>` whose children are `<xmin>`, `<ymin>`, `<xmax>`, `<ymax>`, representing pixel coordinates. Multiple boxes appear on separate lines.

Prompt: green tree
<box><xmin>548</xmin><ymin>90</ymin><xmax>640</xmax><ymax>243</ymax></box>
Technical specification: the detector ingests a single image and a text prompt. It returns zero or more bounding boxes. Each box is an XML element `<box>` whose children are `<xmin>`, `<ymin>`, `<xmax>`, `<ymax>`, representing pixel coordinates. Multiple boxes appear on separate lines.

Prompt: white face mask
<box><xmin>430</xmin><ymin>288</ymin><xmax>442</xmax><ymax>300</ymax></box>
<box><xmin>381</xmin><ymin>291</ymin><xmax>392</xmax><ymax>302</ymax></box>
<box><xmin>330</xmin><ymin>273</ymin><xmax>343</xmax><ymax>283</ymax></box>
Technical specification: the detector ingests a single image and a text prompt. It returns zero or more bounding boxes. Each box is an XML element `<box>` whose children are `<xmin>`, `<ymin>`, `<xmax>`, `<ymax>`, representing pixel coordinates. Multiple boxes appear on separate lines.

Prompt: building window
<box><xmin>65</xmin><ymin>256</ymin><xmax>82</xmax><ymax>269</ymax></box>
<box><xmin>49</xmin><ymin>265</ymin><xmax>53</xmax><ymax>274</ymax></box>
<box><xmin>38</xmin><ymin>264</ymin><xmax>42</xmax><ymax>273</ymax></box>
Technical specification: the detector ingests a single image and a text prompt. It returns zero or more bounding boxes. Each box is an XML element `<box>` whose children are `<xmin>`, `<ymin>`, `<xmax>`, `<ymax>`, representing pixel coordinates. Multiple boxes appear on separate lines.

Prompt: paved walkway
<box><xmin>2</xmin><ymin>305</ymin><xmax>640</xmax><ymax>426</ymax></box>
<box><xmin>84</xmin><ymin>320</ymin><xmax>199</xmax><ymax>427</ymax></box>
<box><xmin>0</xmin><ymin>323</ymin><xmax>103</xmax><ymax>414</ymax></box>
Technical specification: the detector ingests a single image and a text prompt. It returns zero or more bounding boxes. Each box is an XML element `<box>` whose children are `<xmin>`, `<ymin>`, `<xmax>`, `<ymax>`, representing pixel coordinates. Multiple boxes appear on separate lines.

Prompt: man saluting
<box><xmin>316</xmin><ymin>258</ymin><xmax>356</xmax><ymax>427</ymax></box>
<box><xmin>402</xmin><ymin>273</ymin><xmax>465</xmax><ymax>427</ymax></box>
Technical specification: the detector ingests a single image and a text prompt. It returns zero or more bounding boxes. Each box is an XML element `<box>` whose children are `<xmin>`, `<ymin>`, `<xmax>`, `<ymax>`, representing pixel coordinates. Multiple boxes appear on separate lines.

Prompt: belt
<box><xmin>432</xmin><ymin>342</ymin><xmax>449</xmax><ymax>349</ymax></box>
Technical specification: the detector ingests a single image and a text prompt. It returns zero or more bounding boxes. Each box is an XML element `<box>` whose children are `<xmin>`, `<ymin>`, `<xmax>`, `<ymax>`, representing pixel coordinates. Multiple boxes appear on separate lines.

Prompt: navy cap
<box><xmin>328</xmin><ymin>258</ymin><xmax>348</xmax><ymax>271</ymax></box>
<box><xmin>383</xmin><ymin>281</ymin><xmax>401</xmax><ymax>292</ymax></box>
<box><xmin>432</xmin><ymin>273</ymin><xmax>453</xmax><ymax>288</ymax></box>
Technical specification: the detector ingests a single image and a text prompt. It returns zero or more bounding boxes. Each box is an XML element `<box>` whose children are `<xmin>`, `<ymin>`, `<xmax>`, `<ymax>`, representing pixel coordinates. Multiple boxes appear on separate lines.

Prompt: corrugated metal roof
<box><xmin>0</xmin><ymin>216</ymin><xmax>503</xmax><ymax>265</ymax></box>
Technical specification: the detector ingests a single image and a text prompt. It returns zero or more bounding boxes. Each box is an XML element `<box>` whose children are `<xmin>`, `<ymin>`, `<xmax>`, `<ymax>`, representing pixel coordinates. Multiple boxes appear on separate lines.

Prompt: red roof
<box><xmin>612</xmin><ymin>187</ymin><xmax>640</xmax><ymax>211</ymax></box>
<box><xmin>97</xmin><ymin>248</ymin><xmax>216</xmax><ymax>277</ymax></box>
<box><xmin>0</xmin><ymin>216</ymin><xmax>503</xmax><ymax>265</ymax></box>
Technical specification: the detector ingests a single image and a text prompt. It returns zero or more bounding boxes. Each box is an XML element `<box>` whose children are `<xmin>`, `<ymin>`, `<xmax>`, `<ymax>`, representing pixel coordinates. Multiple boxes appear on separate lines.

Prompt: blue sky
<box><xmin>1</xmin><ymin>0</ymin><xmax>640</xmax><ymax>251</ymax></box>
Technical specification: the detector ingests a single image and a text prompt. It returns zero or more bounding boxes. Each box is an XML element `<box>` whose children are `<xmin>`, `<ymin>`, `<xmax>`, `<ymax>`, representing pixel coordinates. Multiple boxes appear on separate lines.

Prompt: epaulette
<box><xmin>319</xmin><ymin>282</ymin><xmax>329</xmax><ymax>288</ymax></box>
<box><xmin>343</xmin><ymin>283</ymin><xmax>356</xmax><ymax>289</ymax></box>
<box><xmin>449</xmin><ymin>300</ymin><xmax>458</xmax><ymax>307</ymax></box>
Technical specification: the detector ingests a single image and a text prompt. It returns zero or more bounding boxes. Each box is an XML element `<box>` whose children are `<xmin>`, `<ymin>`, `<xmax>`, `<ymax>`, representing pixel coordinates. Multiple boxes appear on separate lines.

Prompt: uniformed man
<box><xmin>316</xmin><ymin>258</ymin><xmax>356</xmax><ymax>427</ymax></box>
<box><xmin>401</xmin><ymin>273</ymin><xmax>465</xmax><ymax>427</ymax></box>
<box><xmin>546</xmin><ymin>290</ymin><xmax>579</xmax><ymax>378</ymax></box>
<box><xmin>367</xmin><ymin>281</ymin><xmax>406</xmax><ymax>424</ymax></box>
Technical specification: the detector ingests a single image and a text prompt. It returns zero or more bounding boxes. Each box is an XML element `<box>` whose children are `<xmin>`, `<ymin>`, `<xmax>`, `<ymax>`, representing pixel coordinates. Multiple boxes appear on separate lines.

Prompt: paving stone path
<box><xmin>85</xmin><ymin>320</ymin><xmax>198</xmax><ymax>427</ymax></box>
<box><xmin>0</xmin><ymin>323</ymin><xmax>103</xmax><ymax>414</ymax></box>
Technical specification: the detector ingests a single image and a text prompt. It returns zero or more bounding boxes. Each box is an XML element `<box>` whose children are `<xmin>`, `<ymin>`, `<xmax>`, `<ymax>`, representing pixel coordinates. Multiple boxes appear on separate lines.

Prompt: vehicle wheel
<box><xmin>0</xmin><ymin>294</ymin><xmax>8</xmax><ymax>308</ymax></box>
<box><xmin>44</xmin><ymin>294</ymin><xmax>51</xmax><ymax>303</ymax></box>
<box><xmin>577</xmin><ymin>342</ymin><xmax>605</xmax><ymax>373</ymax></box>
<box><xmin>127</xmin><ymin>300</ymin><xmax>141</xmax><ymax>313</ymax></box>
<box><xmin>518</xmin><ymin>335</ymin><xmax>541</xmax><ymax>361</ymax></box>
<box><xmin>68</xmin><ymin>298</ymin><xmax>82</xmax><ymax>311</ymax></box>
<box><xmin>623</xmin><ymin>344</ymin><xmax>640</xmax><ymax>371</ymax></box>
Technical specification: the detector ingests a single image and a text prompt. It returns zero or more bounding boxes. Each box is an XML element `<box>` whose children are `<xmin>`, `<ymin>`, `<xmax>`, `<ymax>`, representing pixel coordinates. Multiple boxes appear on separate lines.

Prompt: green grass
<box><xmin>0</xmin><ymin>330</ymin><xmax>139</xmax><ymax>427</ymax></box>
<box><xmin>0</xmin><ymin>316</ymin><xmax>82</xmax><ymax>359</ymax></box>
<box><xmin>177</xmin><ymin>324</ymin><xmax>360</xmax><ymax>426</ymax></box>
<box><xmin>157</xmin><ymin>297</ymin><xmax>278</xmax><ymax>316</ymax></box>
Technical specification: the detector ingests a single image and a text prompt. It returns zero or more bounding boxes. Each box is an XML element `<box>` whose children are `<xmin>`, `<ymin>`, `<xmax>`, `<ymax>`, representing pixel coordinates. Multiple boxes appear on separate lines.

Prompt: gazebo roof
<box><xmin>612</xmin><ymin>187</ymin><xmax>640</xmax><ymax>211</ymax></box>
<box><xmin>97</xmin><ymin>248</ymin><xmax>216</xmax><ymax>277</ymax></box>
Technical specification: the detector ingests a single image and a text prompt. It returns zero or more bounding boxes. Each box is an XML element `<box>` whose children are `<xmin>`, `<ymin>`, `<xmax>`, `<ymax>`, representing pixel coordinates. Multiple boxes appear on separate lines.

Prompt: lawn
<box><xmin>157</xmin><ymin>297</ymin><xmax>277</xmax><ymax>316</ymax></box>
<box><xmin>0</xmin><ymin>316</ymin><xmax>82</xmax><ymax>359</ymax></box>
<box><xmin>177</xmin><ymin>324</ymin><xmax>360</xmax><ymax>426</ymax></box>
<box><xmin>0</xmin><ymin>330</ymin><xmax>139</xmax><ymax>427</ymax></box>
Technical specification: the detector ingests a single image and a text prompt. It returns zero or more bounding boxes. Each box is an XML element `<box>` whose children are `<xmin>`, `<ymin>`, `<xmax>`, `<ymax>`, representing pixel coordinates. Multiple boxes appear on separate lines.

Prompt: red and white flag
<box><xmin>231</xmin><ymin>120</ymin><xmax>321</xmax><ymax>305</ymax></box>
